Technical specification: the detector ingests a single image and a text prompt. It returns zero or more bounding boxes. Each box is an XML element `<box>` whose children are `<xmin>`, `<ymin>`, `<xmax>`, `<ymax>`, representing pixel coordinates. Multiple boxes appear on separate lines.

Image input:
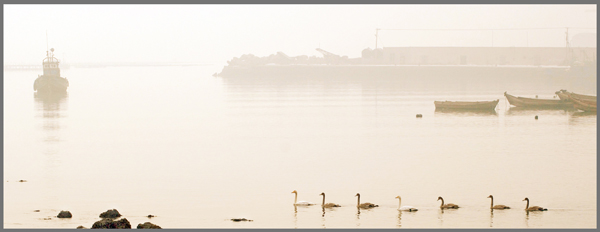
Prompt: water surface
<box><xmin>3</xmin><ymin>65</ymin><xmax>596</xmax><ymax>228</ymax></box>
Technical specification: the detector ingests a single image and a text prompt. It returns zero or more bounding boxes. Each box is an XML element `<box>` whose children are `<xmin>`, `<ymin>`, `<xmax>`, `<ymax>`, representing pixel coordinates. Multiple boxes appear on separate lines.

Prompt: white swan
<box><xmin>291</xmin><ymin>190</ymin><xmax>315</xmax><ymax>206</ymax></box>
<box><xmin>395</xmin><ymin>196</ymin><xmax>418</xmax><ymax>212</ymax></box>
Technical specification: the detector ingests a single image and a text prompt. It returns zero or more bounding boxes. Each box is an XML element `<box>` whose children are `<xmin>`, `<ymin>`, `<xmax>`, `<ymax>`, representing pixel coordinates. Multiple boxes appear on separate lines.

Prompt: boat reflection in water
<box><xmin>572</xmin><ymin>111</ymin><xmax>597</xmax><ymax>117</ymax></box>
<box><xmin>434</xmin><ymin>108</ymin><xmax>498</xmax><ymax>116</ymax></box>
<box><xmin>505</xmin><ymin>106</ymin><xmax>574</xmax><ymax>116</ymax></box>
<box><xmin>34</xmin><ymin>90</ymin><xmax>68</xmax><ymax>139</ymax></box>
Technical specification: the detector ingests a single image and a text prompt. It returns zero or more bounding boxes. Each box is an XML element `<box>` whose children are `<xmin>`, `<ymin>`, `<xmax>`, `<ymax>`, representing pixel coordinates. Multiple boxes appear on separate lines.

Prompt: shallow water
<box><xmin>3</xmin><ymin>65</ymin><xmax>596</xmax><ymax>228</ymax></box>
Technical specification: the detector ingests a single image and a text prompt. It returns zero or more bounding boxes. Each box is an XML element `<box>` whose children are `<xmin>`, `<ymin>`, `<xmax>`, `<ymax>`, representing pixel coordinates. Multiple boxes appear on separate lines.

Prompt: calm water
<box><xmin>3</xmin><ymin>65</ymin><xmax>596</xmax><ymax>228</ymax></box>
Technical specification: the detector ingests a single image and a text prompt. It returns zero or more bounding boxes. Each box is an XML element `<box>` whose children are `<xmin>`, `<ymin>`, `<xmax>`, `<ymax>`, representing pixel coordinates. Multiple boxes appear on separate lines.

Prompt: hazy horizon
<box><xmin>3</xmin><ymin>4</ymin><xmax>597</xmax><ymax>65</ymax></box>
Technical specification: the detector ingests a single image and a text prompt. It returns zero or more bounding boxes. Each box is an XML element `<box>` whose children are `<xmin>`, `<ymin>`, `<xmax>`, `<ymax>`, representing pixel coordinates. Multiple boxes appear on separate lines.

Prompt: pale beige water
<box><xmin>3</xmin><ymin>66</ymin><xmax>596</xmax><ymax>228</ymax></box>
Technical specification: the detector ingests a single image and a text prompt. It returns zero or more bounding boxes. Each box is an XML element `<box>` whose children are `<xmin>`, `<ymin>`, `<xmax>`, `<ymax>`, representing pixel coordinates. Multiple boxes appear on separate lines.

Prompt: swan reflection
<box><xmin>293</xmin><ymin>206</ymin><xmax>297</xmax><ymax>229</ymax></box>
<box><xmin>489</xmin><ymin>209</ymin><xmax>494</xmax><ymax>228</ymax></box>
<box><xmin>397</xmin><ymin>210</ymin><xmax>402</xmax><ymax>228</ymax></box>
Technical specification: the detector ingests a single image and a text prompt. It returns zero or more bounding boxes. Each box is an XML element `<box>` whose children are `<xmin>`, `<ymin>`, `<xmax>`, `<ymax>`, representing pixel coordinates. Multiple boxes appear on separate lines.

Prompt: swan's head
<box><xmin>395</xmin><ymin>196</ymin><xmax>401</xmax><ymax>199</ymax></box>
<box><xmin>523</xmin><ymin>197</ymin><xmax>529</xmax><ymax>201</ymax></box>
<box><xmin>487</xmin><ymin>195</ymin><xmax>493</xmax><ymax>198</ymax></box>
<box><xmin>319</xmin><ymin>192</ymin><xmax>324</xmax><ymax>196</ymax></box>
<box><xmin>291</xmin><ymin>190</ymin><xmax>297</xmax><ymax>194</ymax></box>
<box><xmin>355</xmin><ymin>193</ymin><xmax>360</xmax><ymax>197</ymax></box>
<box><xmin>437</xmin><ymin>196</ymin><xmax>443</xmax><ymax>201</ymax></box>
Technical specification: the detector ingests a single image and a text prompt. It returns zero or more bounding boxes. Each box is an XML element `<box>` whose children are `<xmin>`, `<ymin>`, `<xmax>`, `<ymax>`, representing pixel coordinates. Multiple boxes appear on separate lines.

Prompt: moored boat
<box><xmin>434</xmin><ymin>99</ymin><xmax>499</xmax><ymax>111</ymax></box>
<box><xmin>504</xmin><ymin>92</ymin><xmax>573</xmax><ymax>108</ymax></box>
<box><xmin>34</xmin><ymin>48</ymin><xmax>69</xmax><ymax>93</ymax></box>
<box><xmin>570</xmin><ymin>97</ymin><xmax>597</xmax><ymax>112</ymax></box>
<box><xmin>555</xmin><ymin>89</ymin><xmax>597</xmax><ymax>102</ymax></box>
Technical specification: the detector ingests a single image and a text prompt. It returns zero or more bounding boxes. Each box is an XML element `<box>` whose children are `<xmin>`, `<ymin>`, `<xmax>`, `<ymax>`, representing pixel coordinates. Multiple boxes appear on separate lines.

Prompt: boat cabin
<box><xmin>42</xmin><ymin>48</ymin><xmax>60</xmax><ymax>77</ymax></box>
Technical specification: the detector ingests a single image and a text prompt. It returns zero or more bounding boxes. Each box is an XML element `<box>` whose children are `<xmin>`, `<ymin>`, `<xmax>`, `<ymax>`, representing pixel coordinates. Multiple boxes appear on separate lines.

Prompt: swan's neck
<box><xmin>440</xmin><ymin>198</ymin><xmax>444</xmax><ymax>207</ymax></box>
<box><xmin>321</xmin><ymin>194</ymin><xmax>325</xmax><ymax>205</ymax></box>
<box><xmin>490</xmin><ymin>197</ymin><xmax>494</xmax><ymax>208</ymax></box>
<box><xmin>398</xmin><ymin>198</ymin><xmax>402</xmax><ymax>208</ymax></box>
<box><xmin>294</xmin><ymin>193</ymin><xmax>298</xmax><ymax>204</ymax></box>
<box><xmin>525</xmin><ymin>199</ymin><xmax>529</xmax><ymax>209</ymax></box>
<box><xmin>357</xmin><ymin>195</ymin><xmax>361</xmax><ymax>206</ymax></box>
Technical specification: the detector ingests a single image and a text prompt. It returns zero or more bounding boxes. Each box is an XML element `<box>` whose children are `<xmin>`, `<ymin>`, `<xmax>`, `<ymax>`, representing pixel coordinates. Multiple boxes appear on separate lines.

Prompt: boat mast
<box><xmin>46</xmin><ymin>31</ymin><xmax>49</xmax><ymax>57</ymax></box>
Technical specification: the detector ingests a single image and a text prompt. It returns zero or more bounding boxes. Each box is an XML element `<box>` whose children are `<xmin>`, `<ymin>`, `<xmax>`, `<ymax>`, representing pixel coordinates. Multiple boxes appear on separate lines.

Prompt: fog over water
<box><xmin>3</xmin><ymin>4</ymin><xmax>597</xmax><ymax>65</ymax></box>
<box><xmin>3</xmin><ymin>4</ymin><xmax>597</xmax><ymax>229</ymax></box>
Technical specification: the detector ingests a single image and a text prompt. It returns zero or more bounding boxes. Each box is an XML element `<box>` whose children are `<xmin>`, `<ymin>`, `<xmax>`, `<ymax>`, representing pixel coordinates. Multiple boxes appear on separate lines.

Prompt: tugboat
<box><xmin>33</xmin><ymin>48</ymin><xmax>69</xmax><ymax>92</ymax></box>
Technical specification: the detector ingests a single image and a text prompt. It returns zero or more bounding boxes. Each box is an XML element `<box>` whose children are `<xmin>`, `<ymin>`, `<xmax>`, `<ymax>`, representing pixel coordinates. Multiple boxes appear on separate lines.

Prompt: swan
<box><xmin>395</xmin><ymin>196</ymin><xmax>418</xmax><ymax>211</ymax></box>
<box><xmin>355</xmin><ymin>193</ymin><xmax>378</xmax><ymax>209</ymax></box>
<box><xmin>291</xmin><ymin>190</ymin><xmax>315</xmax><ymax>206</ymax></box>
<box><xmin>487</xmin><ymin>195</ymin><xmax>510</xmax><ymax>209</ymax></box>
<box><xmin>437</xmin><ymin>196</ymin><xmax>459</xmax><ymax>209</ymax></box>
<box><xmin>318</xmin><ymin>192</ymin><xmax>340</xmax><ymax>208</ymax></box>
<box><xmin>523</xmin><ymin>197</ymin><xmax>547</xmax><ymax>211</ymax></box>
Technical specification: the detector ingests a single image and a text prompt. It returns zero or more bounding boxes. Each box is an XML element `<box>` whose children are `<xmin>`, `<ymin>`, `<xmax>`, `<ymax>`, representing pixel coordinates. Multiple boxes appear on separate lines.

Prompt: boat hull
<box><xmin>434</xmin><ymin>100</ymin><xmax>499</xmax><ymax>111</ymax></box>
<box><xmin>34</xmin><ymin>75</ymin><xmax>69</xmax><ymax>93</ymax></box>
<box><xmin>569</xmin><ymin>96</ymin><xmax>597</xmax><ymax>112</ymax></box>
<box><xmin>504</xmin><ymin>92</ymin><xmax>573</xmax><ymax>108</ymax></box>
<box><xmin>555</xmin><ymin>90</ymin><xmax>597</xmax><ymax>102</ymax></box>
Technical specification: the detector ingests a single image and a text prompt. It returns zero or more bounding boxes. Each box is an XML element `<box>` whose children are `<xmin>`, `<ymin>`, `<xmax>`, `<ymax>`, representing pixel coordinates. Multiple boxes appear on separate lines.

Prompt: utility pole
<box><xmin>565</xmin><ymin>27</ymin><xmax>571</xmax><ymax>65</ymax></box>
<box><xmin>375</xmin><ymin>28</ymin><xmax>380</xmax><ymax>49</ymax></box>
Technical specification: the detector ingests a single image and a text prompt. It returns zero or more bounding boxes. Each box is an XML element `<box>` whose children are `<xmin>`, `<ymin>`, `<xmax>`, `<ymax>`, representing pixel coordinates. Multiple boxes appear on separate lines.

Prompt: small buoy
<box><xmin>416</xmin><ymin>114</ymin><xmax>423</xmax><ymax>118</ymax></box>
<box><xmin>535</xmin><ymin>115</ymin><xmax>538</xmax><ymax>120</ymax></box>
<box><xmin>147</xmin><ymin>214</ymin><xmax>156</xmax><ymax>218</ymax></box>
<box><xmin>535</xmin><ymin>95</ymin><xmax>538</xmax><ymax>98</ymax></box>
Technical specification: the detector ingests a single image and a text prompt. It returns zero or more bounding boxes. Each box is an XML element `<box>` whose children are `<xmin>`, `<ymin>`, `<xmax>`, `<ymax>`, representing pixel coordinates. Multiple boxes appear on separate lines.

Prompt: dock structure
<box><xmin>4</xmin><ymin>65</ymin><xmax>43</xmax><ymax>70</ymax></box>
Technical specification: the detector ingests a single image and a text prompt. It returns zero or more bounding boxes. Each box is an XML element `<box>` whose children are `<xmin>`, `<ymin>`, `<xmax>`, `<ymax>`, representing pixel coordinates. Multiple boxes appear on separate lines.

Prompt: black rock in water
<box><xmin>57</xmin><ymin>210</ymin><xmax>72</xmax><ymax>218</ymax></box>
<box><xmin>99</xmin><ymin>209</ymin><xmax>122</xmax><ymax>218</ymax></box>
<box><xmin>231</xmin><ymin>218</ymin><xmax>253</xmax><ymax>222</ymax></box>
<box><xmin>137</xmin><ymin>222</ymin><xmax>162</xmax><ymax>229</ymax></box>
<box><xmin>76</xmin><ymin>225</ymin><xmax>86</xmax><ymax>229</ymax></box>
<box><xmin>91</xmin><ymin>218</ymin><xmax>131</xmax><ymax>229</ymax></box>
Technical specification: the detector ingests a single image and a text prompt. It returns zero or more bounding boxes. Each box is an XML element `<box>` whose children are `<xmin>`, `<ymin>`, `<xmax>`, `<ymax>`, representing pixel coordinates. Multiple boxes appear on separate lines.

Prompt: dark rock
<box><xmin>91</xmin><ymin>218</ymin><xmax>131</xmax><ymax>229</ymax></box>
<box><xmin>34</xmin><ymin>210</ymin><xmax>40</xmax><ymax>212</ymax></box>
<box><xmin>147</xmin><ymin>214</ymin><xmax>156</xmax><ymax>218</ymax></box>
<box><xmin>57</xmin><ymin>210</ymin><xmax>72</xmax><ymax>218</ymax></box>
<box><xmin>99</xmin><ymin>209</ymin><xmax>122</xmax><ymax>218</ymax></box>
<box><xmin>137</xmin><ymin>222</ymin><xmax>162</xmax><ymax>229</ymax></box>
<box><xmin>416</xmin><ymin>114</ymin><xmax>423</xmax><ymax>118</ymax></box>
<box><xmin>18</xmin><ymin>180</ymin><xmax>27</xmax><ymax>182</ymax></box>
<box><xmin>76</xmin><ymin>225</ymin><xmax>87</xmax><ymax>229</ymax></box>
<box><xmin>231</xmin><ymin>218</ymin><xmax>253</xmax><ymax>222</ymax></box>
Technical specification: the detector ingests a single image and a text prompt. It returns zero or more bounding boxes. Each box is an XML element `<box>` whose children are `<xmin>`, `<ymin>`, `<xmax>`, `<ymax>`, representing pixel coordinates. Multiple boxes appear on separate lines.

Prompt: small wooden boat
<box><xmin>504</xmin><ymin>92</ymin><xmax>573</xmax><ymax>108</ymax></box>
<box><xmin>555</xmin><ymin>90</ymin><xmax>597</xmax><ymax>102</ymax></box>
<box><xmin>434</xmin><ymin>99</ymin><xmax>499</xmax><ymax>110</ymax></box>
<box><xmin>570</xmin><ymin>97</ymin><xmax>597</xmax><ymax>112</ymax></box>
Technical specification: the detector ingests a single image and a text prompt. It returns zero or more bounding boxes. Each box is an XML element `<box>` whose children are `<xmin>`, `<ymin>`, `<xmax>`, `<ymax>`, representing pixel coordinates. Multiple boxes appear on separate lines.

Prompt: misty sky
<box><xmin>3</xmin><ymin>4</ymin><xmax>597</xmax><ymax>65</ymax></box>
